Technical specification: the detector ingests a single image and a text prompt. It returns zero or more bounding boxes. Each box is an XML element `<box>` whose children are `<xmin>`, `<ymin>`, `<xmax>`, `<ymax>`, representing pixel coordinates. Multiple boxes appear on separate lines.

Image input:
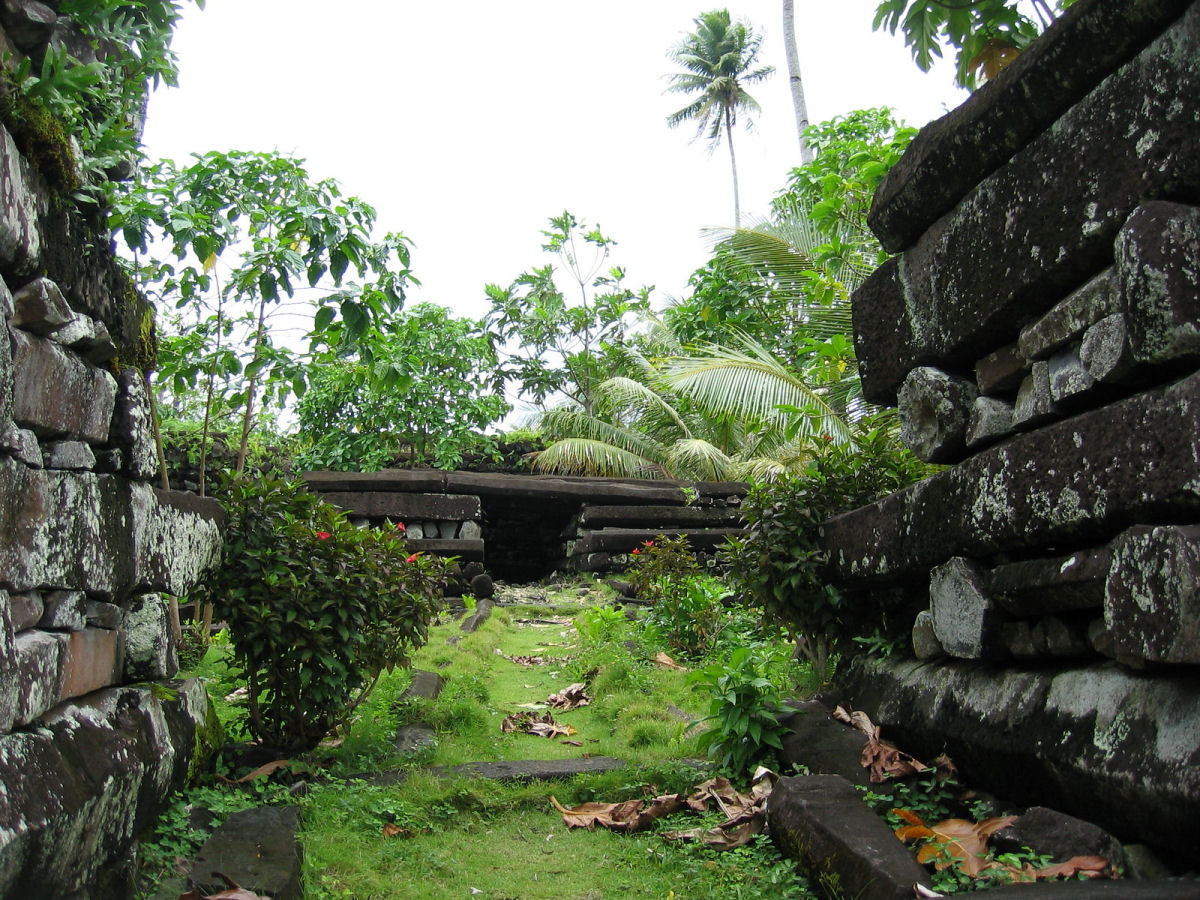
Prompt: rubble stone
<box><xmin>1048</xmin><ymin>347</ymin><xmax>1096</xmax><ymax>404</ymax></box>
<box><xmin>1012</xmin><ymin>361</ymin><xmax>1059</xmax><ymax>428</ymax></box>
<box><xmin>898</xmin><ymin>366</ymin><xmax>979</xmax><ymax>462</ymax></box>
<box><xmin>1018</xmin><ymin>267</ymin><xmax>1121</xmax><ymax>361</ymax></box>
<box><xmin>1081</xmin><ymin>313</ymin><xmax>1138</xmax><ymax>383</ymax></box>
<box><xmin>122</xmin><ymin>594</ymin><xmax>176</xmax><ymax>681</ymax></box>
<box><xmin>42</xmin><ymin>440</ymin><xmax>96</xmax><ymax>471</ymax></box>
<box><xmin>9</xmin><ymin>327</ymin><xmax>116</xmax><ymax>443</ymax></box>
<box><xmin>929</xmin><ymin>557</ymin><xmax>1005</xmax><ymax>659</ymax></box>
<box><xmin>11</xmin><ymin>277</ymin><xmax>73</xmax><ymax>336</ymax></box>
<box><xmin>966</xmin><ymin>396</ymin><xmax>1014</xmax><ymax>450</ymax></box>
<box><xmin>38</xmin><ymin>589</ymin><xmax>86</xmax><ymax>631</ymax></box>
<box><xmin>110</xmin><ymin>368</ymin><xmax>159</xmax><ymax>482</ymax></box>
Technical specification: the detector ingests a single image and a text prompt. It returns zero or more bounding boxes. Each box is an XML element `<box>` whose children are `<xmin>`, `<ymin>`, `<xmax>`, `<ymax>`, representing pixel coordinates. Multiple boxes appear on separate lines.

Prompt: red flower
<box><xmin>396</xmin><ymin>522</ymin><xmax>406</xmax><ymax>532</ymax></box>
<box><xmin>642</xmin><ymin>540</ymin><xmax>655</xmax><ymax>547</ymax></box>
<box><xmin>316</xmin><ymin>531</ymin><xmax>331</xmax><ymax>540</ymax></box>
<box><xmin>406</xmin><ymin>553</ymin><xmax>420</xmax><ymax>563</ymax></box>
<box><xmin>631</xmin><ymin>549</ymin><xmax>640</xmax><ymax>555</ymax></box>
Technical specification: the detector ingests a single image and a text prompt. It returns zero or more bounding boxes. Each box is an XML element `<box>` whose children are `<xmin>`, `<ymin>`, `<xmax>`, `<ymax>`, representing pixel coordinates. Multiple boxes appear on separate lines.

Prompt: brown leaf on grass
<box><xmin>381</xmin><ymin>822</ymin><xmax>411</xmax><ymax>838</ymax></box>
<box><xmin>502</xmin><ymin>710</ymin><xmax>575</xmax><ymax>738</ymax></box>
<box><xmin>177</xmin><ymin>872</ymin><xmax>269</xmax><ymax>899</ymax></box>
<box><xmin>894</xmin><ymin>809</ymin><xmax>1018</xmax><ymax>877</ymax></box>
<box><xmin>546</xmin><ymin>682</ymin><xmax>591</xmax><ymax>710</ymax></box>
<box><xmin>861</xmin><ymin>729</ymin><xmax>927</xmax><ymax>784</ymax></box>
<box><xmin>550</xmin><ymin>793</ymin><xmax>685</xmax><ymax>832</ymax></box>
<box><xmin>562</xmin><ymin>740</ymin><xmax>583</xmax><ymax>747</ymax></box>
<box><xmin>505</xmin><ymin>654</ymin><xmax>570</xmax><ymax>666</ymax></box>
<box><xmin>236</xmin><ymin>759</ymin><xmax>290</xmax><ymax>783</ymax></box>
<box><xmin>654</xmin><ymin>651</ymin><xmax>686</xmax><ymax>670</ymax></box>
<box><xmin>1036</xmin><ymin>855</ymin><xmax>1110</xmax><ymax>880</ymax></box>
<box><xmin>662</xmin><ymin>813</ymin><xmax>765</xmax><ymax>850</ymax></box>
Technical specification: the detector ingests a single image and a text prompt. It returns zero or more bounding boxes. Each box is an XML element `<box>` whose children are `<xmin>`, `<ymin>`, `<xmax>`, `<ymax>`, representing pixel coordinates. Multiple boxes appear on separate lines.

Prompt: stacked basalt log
<box><xmin>823</xmin><ymin>0</ymin><xmax>1200</xmax><ymax>867</ymax></box>
<box><xmin>0</xmin><ymin>6</ymin><xmax>225</xmax><ymax>896</ymax></box>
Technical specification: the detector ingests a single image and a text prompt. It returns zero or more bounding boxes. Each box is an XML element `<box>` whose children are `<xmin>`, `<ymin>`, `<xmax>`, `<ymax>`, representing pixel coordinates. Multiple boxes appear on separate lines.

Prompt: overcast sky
<box><xmin>140</xmin><ymin>0</ymin><xmax>966</xmax><ymax>321</ymax></box>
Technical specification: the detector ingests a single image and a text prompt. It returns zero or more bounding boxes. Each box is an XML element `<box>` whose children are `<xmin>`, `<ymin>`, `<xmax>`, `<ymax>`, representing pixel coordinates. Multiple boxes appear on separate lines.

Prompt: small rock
<box><xmin>11</xmin><ymin>277</ymin><xmax>74</xmax><ymax>335</ymax></box>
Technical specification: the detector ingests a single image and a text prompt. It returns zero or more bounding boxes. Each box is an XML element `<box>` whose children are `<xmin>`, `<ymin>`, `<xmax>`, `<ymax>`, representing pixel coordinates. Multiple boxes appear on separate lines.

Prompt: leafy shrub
<box><xmin>726</xmin><ymin>423</ymin><xmax>932</xmax><ymax>674</ymax></box>
<box><xmin>629</xmin><ymin>534</ymin><xmax>701</xmax><ymax>602</ymax></box>
<box><xmin>689</xmin><ymin>645</ymin><xmax>790</xmax><ymax>776</ymax></box>
<box><xmin>642</xmin><ymin>574</ymin><xmax>732</xmax><ymax>661</ymax></box>
<box><xmin>194</xmin><ymin>477</ymin><xmax>444</xmax><ymax>751</ymax></box>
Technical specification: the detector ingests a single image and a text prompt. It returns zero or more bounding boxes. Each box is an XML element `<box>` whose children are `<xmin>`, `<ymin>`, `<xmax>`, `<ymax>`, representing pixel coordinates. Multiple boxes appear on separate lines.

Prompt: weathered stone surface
<box><xmin>1012</xmin><ymin>361</ymin><xmax>1059</xmax><ymax>429</ymax></box>
<box><xmin>59</xmin><ymin>626</ymin><xmax>123</xmax><ymax>700</ymax></box>
<box><xmin>319</xmin><ymin>490</ymin><xmax>480</xmax><ymax>521</ymax></box>
<box><xmin>49</xmin><ymin>311</ymin><xmax>95</xmax><ymax>348</ymax></box>
<box><xmin>3</xmin><ymin>424</ymin><xmax>40</xmax><ymax>466</ymax></box>
<box><xmin>768</xmin><ymin>775</ymin><xmax>932</xmax><ymax>900</ymax></box>
<box><xmin>1117</xmin><ymin>201</ymin><xmax>1200</xmax><ymax>366</ymax></box>
<box><xmin>12</xmin><ymin>629</ymin><xmax>66</xmax><ymax>725</ymax></box>
<box><xmin>577</xmin><ymin>504</ymin><xmax>745</xmax><ymax>529</ymax></box>
<box><xmin>837</xmin><ymin>656</ymin><xmax>1200</xmax><ymax>865</ymax></box>
<box><xmin>42</xmin><ymin>439</ymin><xmax>95</xmax><ymax>471</ymax></box>
<box><xmin>406</xmin><ymin>537</ymin><xmax>484</xmax><ymax>561</ymax></box>
<box><xmin>822</xmin><ymin>372</ymin><xmax>1200</xmax><ymax>587</ymax></box>
<box><xmin>0</xmin><ymin>589</ymin><xmax>15</xmax><ymax>732</ymax></box>
<box><xmin>1030</xmin><ymin>615</ymin><xmax>1093</xmax><ymax>658</ymax></box>
<box><xmin>123</xmin><ymin>593</ymin><xmax>177</xmax><ymax>681</ymax></box>
<box><xmin>403</xmin><ymin>669</ymin><xmax>444</xmax><ymax>701</ymax></box>
<box><xmin>867</xmin><ymin>0</ymin><xmax>1196</xmax><ymax>252</ymax></box>
<box><xmin>898</xmin><ymin>366</ymin><xmax>979</xmax><ymax>463</ymax></box>
<box><xmin>987</xmin><ymin>546</ymin><xmax>1112</xmax><ymax>617</ymax></box>
<box><xmin>7</xmin><ymin>590</ymin><xmax>41</xmax><ymax>631</ymax></box>
<box><xmin>1019</xmin><ymin>267</ymin><xmax>1121</xmax><ymax>361</ymax></box>
<box><xmin>1000</xmin><ymin>620</ymin><xmax>1038</xmax><ymax>658</ymax></box>
<box><xmin>9</xmin><ymin>327</ymin><xmax>116</xmax><ymax>442</ymax></box>
<box><xmin>110</xmin><ymin>368</ymin><xmax>159</xmax><ymax>482</ymax></box>
<box><xmin>975</xmin><ymin>342</ymin><xmax>1028</xmax><ymax>395</ymax></box>
<box><xmin>392</xmin><ymin>723</ymin><xmax>436</xmax><ymax>756</ymax></box>
<box><xmin>0</xmin><ymin>124</ymin><xmax>42</xmax><ymax>274</ymax></box>
<box><xmin>982</xmin><ymin>882</ymin><xmax>1200</xmax><ymax>899</ymax></box>
<box><xmin>0</xmin><ymin>681</ymin><xmax>216</xmax><ymax>898</ymax></box>
<box><xmin>38</xmin><ymin>588</ymin><xmax>86</xmax><ymax>630</ymax></box>
<box><xmin>1</xmin><ymin>0</ymin><xmax>58</xmax><ymax>50</ymax></box>
<box><xmin>459</xmin><ymin>597</ymin><xmax>493</xmax><ymax>634</ymax></box>
<box><xmin>189</xmin><ymin>807</ymin><xmax>303</xmax><ymax>900</ymax></box>
<box><xmin>966</xmin><ymin>395</ymin><xmax>1014</xmax><ymax>450</ymax></box>
<box><xmin>911</xmin><ymin>608</ymin><xmax>945</xmax><ymax>660</ymax></box>
<box><xmin>82</xmin><ymin>320</ymin><xmax>117</xmax><ymax>365</ymax></box>
<box><xmin>1082</xmin><ymin>313</ymin><xmax>1138</xmax><ymax>383</ymax></box>
<box><xmin>130</xmin><ymin>484</ymin><xmax>223</xmax><ymax>595</ymax></box>
<box><xmin>855</xmin><ymin>5</ymin><xmax>1200</xmax><ymax>404</ymax></box>
<box><xmin>993</xmin><ymin>805</ymin><xmax>1127</xmax><ymax>871</ymax></box>
<box><xmin>1105</xmin><ymin>525</ymin><xmax>1200</xmax><ymax>664</ymax></box>
<box><xmin>777</xmin><ymin>701</ymin><xmax>872</xmax><ymax>787</ymax></box>
<box><xmin>0</xmin><ymin>309</ymin><xmax>11</xmax><ymax>425</ymax></box>
<box><xmin>83</xmin><ymin>599</ymin><xmax>121</xmax><ymax>630</ymax></box>
<box><xmin>10</xmin><ymin>277</ymin><xmax>72</xmax><ymax>336</ymax></box>
<box><xmin>1048</xmin><ymin>347</ymin><xmax>1097</xmax><ymax>404</ymax></box>
<box><xmin>459</xmin><ymin>519</ymin><xmax>482</xmax><ymax>540</ymax></box>
<box><xmin>569</xmin><ymin>527</ymin><xmax>742</xmax><ymax>555</ymax></box>
<box><xmin>930</xmin><ymin>557</ymin><xmax>1006</xmax><ymax>659</ymax></box>
<box><xmin>0</xmin><ymin>273</ymin><xmax>12</xmax><ymax>318</ymax></box>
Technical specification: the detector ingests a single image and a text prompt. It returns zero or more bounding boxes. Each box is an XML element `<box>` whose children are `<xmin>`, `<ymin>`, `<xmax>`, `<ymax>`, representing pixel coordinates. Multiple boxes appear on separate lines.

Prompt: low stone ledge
<box><xmin>855</xmin><ymin>4</ymin><xmax>1200</xmax><ymax>405</ymax></box>
<box><xmin>821</xmin><ymin>370</ymin><xmax>1200</xmax><ymax>586</ymax></box>
<box><xmin>568</xmin><ymin>527</ymin><xmax>743</xmax><ymax>555</ymax></box>
<box><xmin>867</xmin><ymin>0</ymin><xmax>1194</xmax><ymax>253</ymax></box>
<box><xmin>575</xmin><ymin>504</ymin><xmax>744</xmax><ymax>530</ymax></box>
<box><xmin>836</xmin><ymin>656</ymin><xmax>1200</xmax><ymax>866</ymax></box>
<box><xmin>767</xmin><ymin>774</ymin><xmax>931</xmax><ymax>900</ymax></box>
<box><xmin>188</xmin><ymin>807</ymin><xmax>302</xmax><ymax>900</ymax></box>
<box><xmin>319</xmin><ymin>489</ymin><xmax>481</xmax><ymax>521</ymax></box>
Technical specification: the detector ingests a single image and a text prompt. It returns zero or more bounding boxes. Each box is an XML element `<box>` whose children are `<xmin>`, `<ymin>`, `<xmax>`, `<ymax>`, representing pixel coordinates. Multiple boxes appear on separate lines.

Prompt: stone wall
<box><xmin>826</xmin><ymin>0</ymin><xmax>1200</xmax><ymax>866</ymax></box>
<box><xmin>0</xmin><ymin>7</ymin><xmax>224</xmax><ymax>897</ymax></box>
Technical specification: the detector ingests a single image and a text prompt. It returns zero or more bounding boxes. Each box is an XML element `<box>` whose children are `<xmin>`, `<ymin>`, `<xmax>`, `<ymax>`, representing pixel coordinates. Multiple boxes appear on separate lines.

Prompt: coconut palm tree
<box><xmin>782</xmin><ymin>0</ymin><xmax>813</xmax><ymax>164</ymax></box>
<box><xmin>666</xmin><ymin>10</ymin><xmax>774</xmax><ymax>227</ymax></box>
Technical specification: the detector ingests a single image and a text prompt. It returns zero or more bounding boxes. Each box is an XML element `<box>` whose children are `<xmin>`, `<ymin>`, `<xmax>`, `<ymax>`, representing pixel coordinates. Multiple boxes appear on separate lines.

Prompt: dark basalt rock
<box><xmin>188</xmin><ymin>807</ymin><xmax>303</xmax><ymax>900</ymax></box>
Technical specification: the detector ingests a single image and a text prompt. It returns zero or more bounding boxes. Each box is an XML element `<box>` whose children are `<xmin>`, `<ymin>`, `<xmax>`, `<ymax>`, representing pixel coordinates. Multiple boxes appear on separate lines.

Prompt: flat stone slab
<box><xmin>188</xmin><ymin>806</ymin><xmax>302</xmax><ymax>900</ymax></box>
<box><xmin>459</xmin><ymin>598</ymin><xmax>493</xmax><ymax>633</ymax></box>
<box><xmin>768</xmin><ymin>774</ymin><xmax>931</xmax><ymax>900</ymax></box>
<box><xmin>406</xmin><ymin>538</ymin><xmax>484</xmax><ymax>561</ymax></box>
<box><xmin>576</xmin><ymin>504</ymin><xmax>744</xmax><ymax>529</ymax></box>
<box><xmin>392</xmin><ymin>724</ymin><xmax>437</xmax><ymax>756</ymax></box>
<box><xmin>318</xmin><ymin>490</ymin><xmax>480</xmax><ymax>521</ymax></box>
<box><xmin>440</xmin><ymin>756</ymin><xmax>627</xmax><ymax>782</ymax></box>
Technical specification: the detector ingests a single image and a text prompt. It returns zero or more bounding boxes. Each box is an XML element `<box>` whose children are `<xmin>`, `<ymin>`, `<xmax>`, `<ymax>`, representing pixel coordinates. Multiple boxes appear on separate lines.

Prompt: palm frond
<box><xmin>533</xmin><ymin>438</ymin><xmax>668</xmax><ymax>479</ymax></box>
<box><xmin>665</xmin><ymin>438</ymin><xmax>734</xmax><ymax>482</ymax></box>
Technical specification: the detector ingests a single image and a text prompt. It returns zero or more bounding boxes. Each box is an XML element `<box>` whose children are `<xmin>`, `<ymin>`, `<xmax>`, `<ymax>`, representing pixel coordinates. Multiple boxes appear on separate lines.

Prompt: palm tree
<box><xmin>666</xmin><ymin>10</ymin><xmax>774</xmax><ymax>227</ymax></box>
<box><xmin>782</xmin><ymin>0</ymin><xmax>813</xmax><ymax>164</ymax></box>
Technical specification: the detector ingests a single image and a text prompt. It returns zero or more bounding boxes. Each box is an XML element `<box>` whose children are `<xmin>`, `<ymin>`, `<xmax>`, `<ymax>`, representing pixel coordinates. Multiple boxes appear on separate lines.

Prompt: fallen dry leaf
<box><xmin>654</xmin><ymin>651</ymin><xmax>685</xmax><ymax>670</ymax></box>
<box><xmin>833</xmin><ymin>707</ymin><xmax>928</xmax><ymax>783</ymax></box>
<box><xmin>381</xmin><ymin>822</ymin><xmax>411</xmax><ymax>838</ymax></box>
<box><xmin>547</xmin><ymin>682</ymin><xmax>591</xmax><ymax>710</ymax></box>
<box><xmin>502</xmin><ymin>710</ymin><xmax>576</xmax><ymax>738</ymax></box>
<box><xmin>551</xmin><ymin>793</ymin><xmax>685</xmax><ymax>832</ymax></box>
<box><xmin>236</xmin><ymin>759</ymin><xmax>290</xmax><ymax>783</ymax></box>
<box><xmin>1036</xmin><ymin>855</ymin><xmax>1110</xmax><ymax>880</ymax></box>
<box><xmin>177</xmin><ymin>872</ymin><xmax>270</xmax><ymax>900</ymax></box>
<box><xmin>832</xmin><ymin>705</ymin><xmax>874</xmax><ymax>736</ymax></box>
<box><xmin>895</xmin><ymin>810</ymin><xmax>1018</xmax><ymax>877</ymax></box>
<box><xmin>662</xmin><ymin>814</ymin><xmax>765</xmax><ymax>850</ymax></box>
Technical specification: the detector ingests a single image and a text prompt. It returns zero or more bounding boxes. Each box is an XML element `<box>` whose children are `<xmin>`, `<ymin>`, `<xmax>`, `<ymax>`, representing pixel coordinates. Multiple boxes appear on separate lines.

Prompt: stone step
<box><xmin>187</xmin><ymin>806</ymin><xmax>302</xmax><ymax>900</ymax></box>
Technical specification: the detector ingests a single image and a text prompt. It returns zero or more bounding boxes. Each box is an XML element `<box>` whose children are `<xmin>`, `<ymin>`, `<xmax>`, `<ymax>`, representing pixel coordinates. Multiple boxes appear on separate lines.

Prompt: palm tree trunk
<box><xmin>783</xmin><ymin>0</ymin><xmax>813</xmax><ymax>165</ymax></box>
<box><xmin>725</xmin><ymin>106</ymin><xmax>741</xmax><ymax>228</ymax></box>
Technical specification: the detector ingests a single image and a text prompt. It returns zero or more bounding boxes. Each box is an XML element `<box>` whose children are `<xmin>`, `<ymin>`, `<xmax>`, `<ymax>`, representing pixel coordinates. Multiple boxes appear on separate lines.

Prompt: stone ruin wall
<box><xmin>0</xmin><ymin>5</ymin><xmax>224</xmax><ymax>897</ymax></box>
<box><xmin>823</xmin><ymin>0</ymin><xmax>1200</xmax><ymax>867</ymax></box>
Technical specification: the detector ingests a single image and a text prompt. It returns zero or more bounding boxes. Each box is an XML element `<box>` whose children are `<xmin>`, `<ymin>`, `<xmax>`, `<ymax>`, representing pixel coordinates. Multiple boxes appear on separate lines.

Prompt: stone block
<box><xmin>1081</xmin><ymin>313</ymin><xmax>1138</xmax><ymax>383</ymax></box>
<box><xmin>867</xmin><ymin>0</ymin><xmax>1196</xmax><ymax>252</ymax></box>
<box><xmin>12</xmin><ymin>629</ymin><xmax>66</xmax><ymax>726</ymax></box>
<box><xmin>992</xmin><ymin>805</ymin><xmax>1127</xmax><ymax>871</ymax></box>
<box><xmin>459</xmin><ymin>519</ymin><xmax>482</xmax><ymax>540</ymax></box>
<box><xmin>837</xmin><ymin>655</ymin><xmax>1200</xmax><ymax>866</ymax></box>
<box><xmin>84</xmin><ymin>599</ymin><xmax>122</xmax><ymax>630</ymax></box>
<box><xmin>975</xmin><ymin>342</ymin><xmax>1028</xmax><ymax>395</ymax></box>
<box><xmin>1019</xmin><ymin>267</ymin><xmax>1121</xmax><ymax>361</ymax></box>
<box><xmin>0</xmin><ymin>275</ymin><xmax>12</xmax><ymax>318</ymax></box>
<box><xmin>822</xmin><ymin>371</ymin><xmax>1200</xmax><ymax>587</ymax></box>
<box><xmin>82</xmin><ymin>320</ymin><xmax>117</xmax><ymax>365</ymax></box>
<box><xmin>1</xmin><ymin>1</ymin><xmax>57</xmax><ymax>51</ymax></box>
<box><xmin>109</xmin><ymin>368</ymin><xmax>158</xmax><ymax>482</ymax></box>
<box><xmin>49</xmin><ymin>312</ymin><xmax>95</xmax><ymax>349</ymax></box>
<box><xmin>1000</xmin><ymin>620</ymin><xmax>1038</xmax><ymax>658</ymax></box>
<box><xmin>930</xmin><ymin>557</ymin><xmax>1006</xmax><ymax>659</ymax></box>
<box><xmin>966</xmin><ymin>396</ymin><xmax>1014</xmax><ymax>450</ymax></box>
<box><xmin>0</xmin><ymin>308</ymin><xmax>11</xmax><ymax>424</ymax></box>
<box><xmin>855</xmin><ymin>5</ymin><xmax>1200</xmax><ymax>404</ymax></box>
<box><xmin>777</xmin><ymin>701</ymin><xmax>872</xmax><ymax>787</ymax></box>
<box><xmin>59</xmin><ymin>627</ymin><xmax>123</xmax><ymax>701</ymax></box>
<box><xmin>1030</xmin><ymin>614</ymin><xmax>1092</xmax><ymax>658</ymax></box>
<box><xmin>7</xmin><ymin>590</ymin><xmax>42</xmax><ymax>631</ymax></box>
<box><xmin>38</xmin><ymin>589</ymin><xmax>86</xmax><ymax>630</ymax></box>
<box><xmin>988</xmin><ymin>547</ymin><xmax>1112</xmax><ymax>617</ymax></box>
<box><xmin>129</xmin><ymin>484</ymin><xmax>224</xmax><ymax>595</ymax></box>
<box><xmin>1012</xmin><ymin>361</ymin><xmax>1059</xmax><ymax>429</ymax></box>
<box><xmin>1105</xmin><ymin>524</ymin><xmax>1200</xmax><ymax>664</ymax></box>
<box><xmin>9</xmin><ymin>327</ymin><xmax>117</xmax><ymax>443</ymax></box>
<box><xmin>42</xmin><ymin>439</ymin><xmax>96</xmax><ymax>471</ymax></box>
<box><xmin>123</xmin><ymin>594</ymin><xmax>177</xmax><ymax>681</ymax></box>
<box><xmin>0</xmin><ymin>589</ymin><xmax>15</xmax><ymax>731</ymax></box>
<box><xmin>911</xmin><ymin>608</ymin><xmax>945</xmax><ymax>660</ymax></box>
<box><xmin>2</xmin><ymin>424</ymin><xmax>41</xmax><ymax>466</ymax></box>
<box><xmin>898</xmin><ymin>366</ymin><xmax>979</xmax><ymax>463</ymax></box>
<box><xmin>1048</xmin><ymin>347</ymin><xmax>1096</xmax><ymax>404</ymax></box>
<box><xmin>767</xmin><ymin>775</ymin><xmax>932</xmax><ymax>900</ymax></box>
<box><xmin>0</xmin><ymin>124</ymin><xmax>42</xmax><ymax>275</ymax></box>
<box><xmin>10</xmin><ymin>277</ymin><xmax>73</xmax><ymax>336</ymax></box>
<box><xmin>1117</xmin><ymin>201</ymin><xmax>1200</xmax><ymax>366</ymax></box>
<box><xmin>319</xmin><ymin>490</ymin><xmax>481</xmax><ymax>521</ymax></box>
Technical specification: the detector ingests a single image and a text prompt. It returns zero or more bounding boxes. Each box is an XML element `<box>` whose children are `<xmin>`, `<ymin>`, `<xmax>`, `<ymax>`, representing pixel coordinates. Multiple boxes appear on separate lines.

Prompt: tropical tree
<box><xmin>484</xmin><ymin>212</ymin><xmax>651</xmax><ymax>415</ymax></box>
<box><xmin>666</xmin><ymin>9</ymin><xmax>774</xmax><ymax>227</ymax></box>
<box><xmin>782</xmin><ymin>0</ymin><xmax>813</xmax><ymax>164</ymax></box>
<box><xmin>873</xmin><ymin>0</ymin><xmax>1078</xmax><ymax>89</ymax></box>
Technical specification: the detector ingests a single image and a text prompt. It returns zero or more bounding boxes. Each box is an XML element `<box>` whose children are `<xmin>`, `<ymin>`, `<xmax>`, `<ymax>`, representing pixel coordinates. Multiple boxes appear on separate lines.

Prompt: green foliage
<box><xmin>726</xmin><ymin>422</ymin><xmax>933</xmax><ymax>672</ymax></box>
<box><xmin>484</xmin><ymin>211</ymin><xmax>651</xmax><ymax>413</ymax></box>
<box><xmin>575</xmin><ymin>603</ymin><xmax>629</xmax><ymax>647</ymax></box>
<box><xmin>873</xmin><ymin>0</ymin><xmax>1077</xmax><ymax>89</ymax></box>
<box><xmin>642</xmin><ymin>574</ymin><xmax>733</xmax><ymax>661</ymax></box>
<box><xmin>193</xmin><ymin>477</ymin><xmax>443</xmax><ymax>751</ymax></box>
<box><xmin>629</xmin><ymin>534</ymin><xmax>701</xmax><ymax>602</ymax></box>
<box><xmin>689</xmin><ymin>645</ymin><xmax>789</xmax><ymax>776</ymax></box>
<box><xmin>295</xmin><ymin>303</ymin><xmax>509</xmax><ymax>471</ymax></box>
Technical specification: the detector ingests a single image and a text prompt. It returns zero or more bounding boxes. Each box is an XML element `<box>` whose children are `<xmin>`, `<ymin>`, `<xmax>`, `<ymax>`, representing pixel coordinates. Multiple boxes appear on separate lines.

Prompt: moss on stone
<box><xmin>0</xmin><ymin>92</ymin><xmax>80</xmax><ymax>196</ymax></box>
<box><xmin>188</xmin><ymin>690</ymin><xmax>224</xmax><ymax>784</ymax></box>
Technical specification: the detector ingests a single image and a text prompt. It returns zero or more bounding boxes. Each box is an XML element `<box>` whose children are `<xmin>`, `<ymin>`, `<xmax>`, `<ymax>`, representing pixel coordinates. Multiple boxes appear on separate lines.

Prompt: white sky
<box><xmin>140</xmin><ymin>0</ymin><xmax>967</xmax><ymax>321</ymax></box>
